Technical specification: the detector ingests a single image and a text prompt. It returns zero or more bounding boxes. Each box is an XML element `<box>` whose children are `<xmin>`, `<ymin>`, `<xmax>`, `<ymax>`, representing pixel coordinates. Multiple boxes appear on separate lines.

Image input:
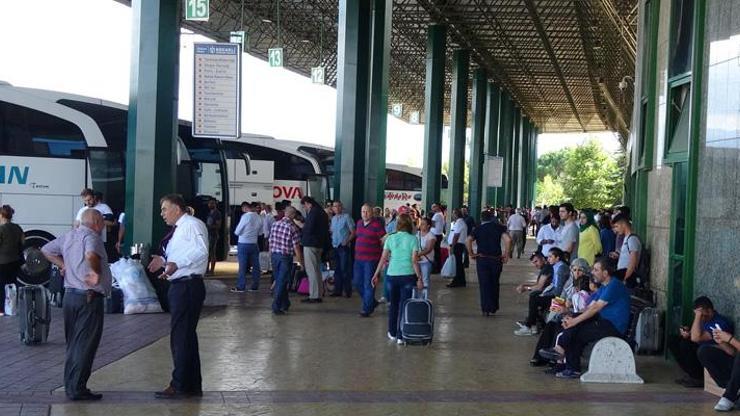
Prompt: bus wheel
<box><xmin>18</xmin><ymin>230</ymin><xmax>55</xmax><ymax>286</ymax></box>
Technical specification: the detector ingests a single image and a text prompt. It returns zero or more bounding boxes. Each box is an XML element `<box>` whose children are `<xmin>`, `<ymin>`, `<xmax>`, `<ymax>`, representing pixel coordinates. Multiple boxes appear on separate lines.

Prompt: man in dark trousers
<box><xmin>148</xmin><ymin>194</ymin><xmax>209</xmax><ymax>399</ymax></box>
<box><xmin>466</xmin><ymin>210</ymin><xmax>512</xmax><ymax>316</ymax></box>
<box><xmin>42</xmin><ymin>209</ymin><xmax>112</xmax><ymax>401</ymax></box>
<box><xmin>299</xmin><ymin>196</ymin><xmax>329</xmax><ymax>303</ymax></box>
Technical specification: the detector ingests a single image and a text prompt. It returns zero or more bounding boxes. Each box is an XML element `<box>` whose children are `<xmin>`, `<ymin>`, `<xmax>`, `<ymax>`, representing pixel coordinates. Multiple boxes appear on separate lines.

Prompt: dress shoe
<box><xmin>273</xmin><ymin>310</ymin><xmax>286</xmax><ymax>315</ymax></box>
<box><xmin>69</xmin><ymin>391</ymin><xmax>103</xmax><ymax>401</ymax></box>
<box><xmin>329</xmin><ymin>293</ymin><xmax>342</xmax><ymax>297</ymax></box>
<box><xmin>446</xmin><ymin>282</ymin><xmax>466</xmax><ymax>288</ymax></box>
<box><xmin>359</xmin><ymin>312</ymin><xmax>371</xmax><ymax>318</ymax></box>
<box><xmin>301</xmin><ymin>298</ymin><xmax>322</xmax><ymax>303</ymax></box>
<box><xmin>155</xmin><ymin>386</ymin><xmax>192</xmax><ymax>399</ymax></box>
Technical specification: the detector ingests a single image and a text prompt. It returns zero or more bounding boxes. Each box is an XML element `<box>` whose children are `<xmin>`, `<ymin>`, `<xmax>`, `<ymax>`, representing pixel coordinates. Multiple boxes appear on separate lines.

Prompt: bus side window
<box><xmin>0</xmin><ymin>101</ymin><xmax>85</xmax><ymax>158</ymax></box>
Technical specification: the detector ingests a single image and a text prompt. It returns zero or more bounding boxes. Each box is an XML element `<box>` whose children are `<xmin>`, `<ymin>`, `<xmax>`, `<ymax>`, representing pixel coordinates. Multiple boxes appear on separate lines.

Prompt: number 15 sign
<box><xmin>185</xmin><ymin>0</ymin><xmax>209</xmax><ymax>21</ymax></box>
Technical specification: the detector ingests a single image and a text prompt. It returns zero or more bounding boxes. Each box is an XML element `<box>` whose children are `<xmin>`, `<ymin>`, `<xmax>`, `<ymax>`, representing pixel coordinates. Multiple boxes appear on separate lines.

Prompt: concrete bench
<box><xmin>580</xmin><ymin>337</ymin><xmax>644</xmax><ymax>384</ymax></box>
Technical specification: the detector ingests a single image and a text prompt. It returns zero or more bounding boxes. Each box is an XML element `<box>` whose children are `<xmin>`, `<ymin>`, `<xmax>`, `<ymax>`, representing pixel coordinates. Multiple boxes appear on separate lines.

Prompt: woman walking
<box><xmin>372</xmin><ymin>214</ymin><xmax>423</xmax><ymax>344</ymax></box>
<box><xmin>0</xmin><ymin>205</ymin><xmax>24</xmax><ymax>316</ymax></box>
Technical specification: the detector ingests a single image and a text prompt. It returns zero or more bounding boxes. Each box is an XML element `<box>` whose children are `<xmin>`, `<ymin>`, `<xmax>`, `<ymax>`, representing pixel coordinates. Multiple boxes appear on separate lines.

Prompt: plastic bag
<box><xmin>4</xmin><ymin>284</ymin><xmax>17</xmax><ymax>316</ymax></box>
<box><xmin>441</xmin><ymin>255</ymin><xmax>456</xmax><ymax>279</ymax></box>
<box><xmin>259</xmin><ymin>251</ymin><xmax>272</xmax><ymax>273</ymax></box>
<box><xmin>111</xmin><ymin>258</ymin><xmax>163</xmax><ymax>315</ymax></box>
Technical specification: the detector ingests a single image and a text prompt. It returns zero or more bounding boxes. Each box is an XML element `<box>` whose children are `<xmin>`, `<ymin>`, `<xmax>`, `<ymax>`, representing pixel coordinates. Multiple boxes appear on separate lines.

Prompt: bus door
<box><xmin>306</xmin><ymin>174</ymin><xmax>330</xmax><ymax>205</ymax></box>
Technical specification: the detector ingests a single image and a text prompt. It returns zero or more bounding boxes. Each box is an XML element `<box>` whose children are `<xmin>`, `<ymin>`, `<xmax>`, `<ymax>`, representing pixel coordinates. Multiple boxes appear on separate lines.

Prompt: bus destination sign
<box><xmin>193</xmin><ymin>42</ymin><xmax>241</xmax><ymax>139</ymax></box>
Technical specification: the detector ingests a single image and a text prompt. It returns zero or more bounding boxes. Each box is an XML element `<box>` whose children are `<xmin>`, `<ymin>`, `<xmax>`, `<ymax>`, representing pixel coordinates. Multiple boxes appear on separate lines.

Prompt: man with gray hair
<box><xmin>42</xmin><ymin>209</ymin><xmax>112</xmax><ymax>401</ymax></box>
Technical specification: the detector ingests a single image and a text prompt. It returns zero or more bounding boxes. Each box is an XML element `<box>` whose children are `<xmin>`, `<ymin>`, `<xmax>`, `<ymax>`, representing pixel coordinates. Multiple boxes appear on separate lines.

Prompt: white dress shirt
<box><xmin>262</xmin><ymin>212</ymin><xmax>276</xmax><ymax>239</ymax></box>
<box><xmin>536</xmin><ymin>224</ymin><xmax>560</xmax><ymax>256</ymax></box>
<box><xmin>75</xmin><ymin>203</ymin><xmax>113</xmax><ymax>242</ymax></box>
<box><xmin>165</xmin><ymin>214</ymin><xmax>209</xmax><ymax>281</ymax></box>
<box><xmin>507</xmin><ymin>213</ymin><xmax>528</xmax><ymax>231</ymax></box>
<box><xmin>234</xmin><ymin>211</ymin><xmax>263</xmax><ymax>244</ymax></box>
<box><xmin>447</xmin><ymin>218</ymin><xmax>468</xmax><ymax>245</ymax></box>
<box><xmin>432</xmin><ymin>212</ymin><xmax>445</xmax><ymax>236</ymax></box>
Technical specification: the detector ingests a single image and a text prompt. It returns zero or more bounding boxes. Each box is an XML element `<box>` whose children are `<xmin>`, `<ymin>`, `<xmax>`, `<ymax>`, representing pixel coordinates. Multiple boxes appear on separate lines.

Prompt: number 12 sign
<box><xmin>186</xmin><ymin>0</ymin><xmax>209</xmax><ymax>21</ymax></box>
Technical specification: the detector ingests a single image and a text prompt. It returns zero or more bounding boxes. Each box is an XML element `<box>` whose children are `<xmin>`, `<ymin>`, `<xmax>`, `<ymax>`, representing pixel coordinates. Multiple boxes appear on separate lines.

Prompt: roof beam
<box><xmin>522</xmin><ymin>0</ymin><xmax>586</xmax><ymax>132</ymax></box>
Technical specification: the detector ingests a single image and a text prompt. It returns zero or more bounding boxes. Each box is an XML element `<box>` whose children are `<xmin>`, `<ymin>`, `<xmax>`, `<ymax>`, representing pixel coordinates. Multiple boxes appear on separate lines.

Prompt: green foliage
<box><xmin>535</xmin><ymin>140</ymin><xmax>623</xmax><ymax>208</ymax></box>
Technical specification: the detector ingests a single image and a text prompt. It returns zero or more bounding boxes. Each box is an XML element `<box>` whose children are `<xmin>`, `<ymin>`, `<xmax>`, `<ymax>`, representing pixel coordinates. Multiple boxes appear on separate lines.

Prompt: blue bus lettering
<box><xmin>0</xmin><ymin>166</ymin><xmax>30</xmax><ymax>185</ymax></box>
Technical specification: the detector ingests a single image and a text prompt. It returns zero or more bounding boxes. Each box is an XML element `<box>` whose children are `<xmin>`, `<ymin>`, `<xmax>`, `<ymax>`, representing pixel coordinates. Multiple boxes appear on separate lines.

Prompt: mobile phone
<box><xmin>713</xmin><ymin>323</ymin><xmax>722</xmax><ymax>331</ymax></box>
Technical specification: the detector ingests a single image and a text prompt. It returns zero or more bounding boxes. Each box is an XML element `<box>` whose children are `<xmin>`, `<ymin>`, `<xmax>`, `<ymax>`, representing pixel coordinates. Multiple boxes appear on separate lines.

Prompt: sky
<box><xmin>1</xmin><ymin>0</ymin><xmax>618</xmax><ymax>168</ymax></box>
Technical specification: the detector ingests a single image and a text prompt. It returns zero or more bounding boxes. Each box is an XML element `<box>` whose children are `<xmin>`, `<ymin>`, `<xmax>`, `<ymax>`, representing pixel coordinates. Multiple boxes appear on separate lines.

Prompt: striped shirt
<box><xmin>269</xmin><ymin>217</ymin><xmax>300</xmax><ymax>256</ymax></box>
<box><xmin>355</xmin><ymin>218</ymin><xmax>386</xmax><ymax>262</ymax></box>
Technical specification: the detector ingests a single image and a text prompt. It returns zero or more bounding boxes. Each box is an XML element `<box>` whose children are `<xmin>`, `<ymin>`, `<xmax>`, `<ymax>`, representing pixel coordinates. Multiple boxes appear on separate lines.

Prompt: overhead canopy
<box><xmin>118</xmin><ymin>0</ymin><xmax>637</xmax><ymax>140</ymax></box>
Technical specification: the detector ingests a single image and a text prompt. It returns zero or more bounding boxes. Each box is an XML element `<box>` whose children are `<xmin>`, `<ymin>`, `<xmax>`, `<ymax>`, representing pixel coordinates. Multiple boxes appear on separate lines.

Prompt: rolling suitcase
<box><xmin>635</xmin><ymin>307</ymin><xmax>662</xmax><ymax>354</ymax></box>
<box><xmin>399</xmin><ymin>288</ymin><xmax>434</xmax><ymax>345</ymax></box>
<box><xmin>18</xmin><ymin>285</ymin><xmax>51</xmax><ymax>345</ymax></box>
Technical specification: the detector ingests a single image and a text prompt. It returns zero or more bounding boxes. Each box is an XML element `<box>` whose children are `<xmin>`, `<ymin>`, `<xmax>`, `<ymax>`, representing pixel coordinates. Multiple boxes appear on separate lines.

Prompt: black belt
<box><xmin>65</xmin><ymin>288</ymin><xmax>105</xmax><ymax>297</ymax></box>
<box><xmin>171</xmin><ymin>274</ymin><xmax>203</xmax><ymax>283</ymax></box>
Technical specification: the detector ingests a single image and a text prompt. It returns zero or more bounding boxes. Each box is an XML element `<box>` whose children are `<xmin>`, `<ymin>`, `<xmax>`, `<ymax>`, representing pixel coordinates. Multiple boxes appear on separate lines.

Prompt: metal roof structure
<box><xmin>119</xmin><ymin>0</ymin><xmax>638</xmax><ymax>142</ymax></box>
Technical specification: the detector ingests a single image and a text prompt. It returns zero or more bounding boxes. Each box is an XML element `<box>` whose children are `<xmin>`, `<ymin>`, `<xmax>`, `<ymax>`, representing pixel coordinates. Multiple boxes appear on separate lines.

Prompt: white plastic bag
<box><xmin>441</xmin><ymin>255</ymin><xmax>456</xmax><ymax>279</ymax></box>
<box><xmin>259</xmin><ymin>251</ymin><xmax>272</xmax><ymax>273</ymax></box>
<box><xmin>4</xmin><ymin>284</ymin><xmax>17</xmax><ymax>316</ymax></box>
<box><xmin>111</xmin><ymin>258</ymin><xmax>163</xmax><ymax>315</ymax></box>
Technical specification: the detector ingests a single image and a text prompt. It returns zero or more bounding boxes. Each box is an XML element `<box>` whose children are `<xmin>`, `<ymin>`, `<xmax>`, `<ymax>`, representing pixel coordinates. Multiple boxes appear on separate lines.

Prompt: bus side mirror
<box><xmin>242</xmin><ymin>153</ymin><xmax>251</xmax><ymax>176</ymax></box>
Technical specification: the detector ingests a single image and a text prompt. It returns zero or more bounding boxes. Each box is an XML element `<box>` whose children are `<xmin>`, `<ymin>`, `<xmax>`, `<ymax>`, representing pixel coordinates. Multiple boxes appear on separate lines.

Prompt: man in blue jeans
<box><xmin>466</xmin><ymin>210</ymin><xmax>512</xmax><ymax>316</ymax></box>
<box><xmin>353</xmin><ymin>204</ymin><xmax>385</xmax><ymax>317</ymax></box>
<box><xmin>232</xmin><ymin>202</ymin><xmax>263</xmax><ymax>292</ymax></box>
<box><xmin>268</xmin><ymin>206</ymin><xmax>303</xmax><ymax>315</ymax></box>
<box><xmin>330</xmin><ymin>201</ymin><xmax>355</xmax><ymax>297</ymax></box>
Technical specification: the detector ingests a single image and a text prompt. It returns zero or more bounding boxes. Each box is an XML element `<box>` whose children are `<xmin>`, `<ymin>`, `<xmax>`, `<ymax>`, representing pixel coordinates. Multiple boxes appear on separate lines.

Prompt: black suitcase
<box><xmin>18</xmin><ymin>285</ymin><xmax>51</xmax><ymax>345</ymax></box>
<box><xmin>104</xmin><ymin>287</ymin><xmax>124</xmax><ymax>314</ymax></box>
<box><xmin>399</xmin><ymin>288</ymin><xmax>434</xmax><ymax>345</ymax></box>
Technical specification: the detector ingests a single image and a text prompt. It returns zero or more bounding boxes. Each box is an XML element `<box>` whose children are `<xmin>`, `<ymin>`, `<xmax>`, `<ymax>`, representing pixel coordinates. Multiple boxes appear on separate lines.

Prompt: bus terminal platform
<box><xmin>0</xmin><ymin>243</ymin><xmax>719</xmax><ymax>416</ymax></box>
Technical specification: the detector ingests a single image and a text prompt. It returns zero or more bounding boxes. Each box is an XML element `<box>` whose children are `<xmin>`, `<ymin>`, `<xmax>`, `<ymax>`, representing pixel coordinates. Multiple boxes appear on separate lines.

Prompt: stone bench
<box><xmin>580</xmin><ymin>337</ymin><xmax>644</xmax><ymax>384</ymax></box>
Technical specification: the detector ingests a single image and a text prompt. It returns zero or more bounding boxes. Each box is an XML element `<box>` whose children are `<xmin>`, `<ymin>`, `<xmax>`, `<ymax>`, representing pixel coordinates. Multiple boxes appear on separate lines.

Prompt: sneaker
<box><xmin>538</xmin><ymin>348</ymin><xmax>563</xmax><ymax>362</ymax></box>
<box><xmin>230</xmin><ymin>287</ymin><xmax>245</xmax><ymax>293</ymax></box>
<box><xmin>714</xmin><ymin>397</ymin><xmax>735</xmax><ymax>412</ymax></box>
<box><xmin>514</xmin><ymin>326</ymin><xmax>538</xmax><ymax>336</ymax></box>
<box><xmin>387</xmin><ymin>332</ymin><xmax>397</xmax><ymax>342</ymax></box>
<box><xmin>378</xmin><ymin>297</ymin><xmax>387</xmax><ymax>304</ymax></box>
<box><xmin>555</xmin><ymin>369</ymin><xmax>581</xmax><ymax>379</ymax></box>
<box><xmin>515</xmin><ymin>321</ymin><xmax>528</xmax><ymax>329</ymax></box>
<box><xmin>397</xmin><ymin>338</ymin><xmax>405</xmax><ymax>345</ymax></box>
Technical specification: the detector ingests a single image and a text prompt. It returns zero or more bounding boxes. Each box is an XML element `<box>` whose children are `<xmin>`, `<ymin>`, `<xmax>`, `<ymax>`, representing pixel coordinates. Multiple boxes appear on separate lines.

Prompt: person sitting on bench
<box><xmin>539</xmin><ymin>257</ymin><xmax>631</xmax><ymax>379</ymax></box>
<box><xmin>699</xmin><ymin>326</ymin><xmax>740</xmax><ymax>411</ymax></box>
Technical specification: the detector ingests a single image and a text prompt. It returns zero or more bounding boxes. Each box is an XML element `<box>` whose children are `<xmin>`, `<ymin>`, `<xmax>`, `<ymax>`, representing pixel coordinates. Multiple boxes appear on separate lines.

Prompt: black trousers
<box><xmin>451</xmin><ymin>243</ymin><xmax>466</xmax><ymax>286</ymax></box>
<box><xmin>533</xmin><ymin>320</ymin><xmax>563</xmax><ymax>360</ymax></box>
<box><xmin>476</xmin><ymin>257</ymin><xmax>502</xmax><ymax>314</ymax></box>
<box><xmin>433</xmin><ymin>236</ymin><xmax>442</xmax><ymax>273</ymax></box>
<box><xmin>63</xmin><ymin>291</ymin><xmax>104</xmax><ymax>398</ymax></box>
<box><xmin>562</xmin><ymin>316</ymin><xmax>622</xmax><ymax>372</ymax></box>
<box><xmin>168</xmin><ymin>278</ymin><xmax>206</xmax><ymax>393</ymax></box>
<box><xmin>0</xmin><ymin>260</ymin><xmax>21</xmax><ymax>308</ymax></box>
<box><xmin>668</xmin><ymin>336</ymin><xmax>703</xmax><ymax>380</ymax></box>
<box><xmin>525</xmin><ymin>293</ymin><xmax>554</xmax><ymax>328</ymax></box>
<box><xmin>698</xmin><ymin>344</ymin><xmax>740</xmax><ymax>402</ymax></box>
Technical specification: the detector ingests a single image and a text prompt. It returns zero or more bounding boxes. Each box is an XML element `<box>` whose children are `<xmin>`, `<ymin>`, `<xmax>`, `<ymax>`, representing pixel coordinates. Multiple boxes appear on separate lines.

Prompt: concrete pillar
<box><xmin>483</xmin><ymin>83</ymin><xmax>501</xmax><ymax>207</ymax></box>
<box><xmin>334</xmin><ymin>0</ymin><xmax>372</xmax><ymax>218</ymax></box>
<box><xmin>421</xmin><ymin>25</ymin><xmax>447</xmax><ymax>212</ymax></box>
<box><xmin>365</xmin><ymin>0</ymin><xmax>392</xmax><ymax>208</ymax></box>
<box><xmin>468</xmin><ymin>69</ymin><xmax>487</xmax><ymax>221</ymax></box>
<box><xmin>499</xmin><ymin>92</ymin><xmax>513</xmax><ymax>206</ymax></box>
<box><xmin>448</xmin><ymin>50</ymin><xmax>470</xmax><ymax>210</ymax></box>
<box><xmin>512</xmin><ymin>108</ymin><xmax>521</xmax><ymax>207</ymax></box>
<box><xmin>125</xmin><ymin>0</ymin><xmax>179</xmax><ymax>247</ymax></box>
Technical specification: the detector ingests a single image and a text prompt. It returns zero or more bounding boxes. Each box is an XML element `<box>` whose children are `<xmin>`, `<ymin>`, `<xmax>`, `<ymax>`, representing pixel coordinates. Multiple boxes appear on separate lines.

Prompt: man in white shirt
<box><xmin>430</xmin><ymin>203</ymin><xmax>445</xmax><ymax>273</ymax></box>
<box><xmin>446</xmin><ymin>208</ymin><xmax>468</xmax><ymax>288</ymax></box>
<box><xmin>232</xmin><ymin>202</ymin><xmax>263</xmax><ymax>292</ymax></box>
<box><xmin>557</xmin><ymin>202</ymin><xmax>579</xmax><ymax>260</ymax></box>
<box><xmin>147</xmin><ymin>194</ymin><xmax>208</xmax><ymax>399</ymax></box>
<box><xmin>507</xmin><ymin>209</ymin><xmax>528</xmax><ymax>259</ymax></box>
<box><xmin>536</xmin><ymin>215</ymin><xmax>561</xmax><ymax>256</ymax></box>
<box><xmin>74</xmin><ymin>189</ymin><xmax>114</xmax><ymax>243</ymax></box>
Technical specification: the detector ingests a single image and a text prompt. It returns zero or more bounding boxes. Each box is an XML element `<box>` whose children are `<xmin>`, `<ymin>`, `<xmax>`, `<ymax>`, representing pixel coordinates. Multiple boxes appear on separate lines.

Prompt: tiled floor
<box><xmin>0</xmin><ymin>240</ymin><xmax>724</xmax><ymax>416</ymax></box>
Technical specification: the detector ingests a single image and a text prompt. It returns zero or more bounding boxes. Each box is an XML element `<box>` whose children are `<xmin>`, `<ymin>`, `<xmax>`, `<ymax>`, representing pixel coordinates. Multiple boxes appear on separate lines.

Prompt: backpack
<box><xmin>627</xmin><ymin>234</ymin><xmax>650</xmax><ymax>288</ymax></box>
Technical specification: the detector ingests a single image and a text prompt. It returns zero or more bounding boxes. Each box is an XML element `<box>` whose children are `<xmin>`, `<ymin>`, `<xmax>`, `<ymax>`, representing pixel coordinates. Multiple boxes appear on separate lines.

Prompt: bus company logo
<box><xmin>385</xmin><ymin>192</ymin><xmax>413</xmax><ymax>201</ymax></box>
<box><xmin>0</xmin><ymin>165</ymin><xmax>29</xmax><ymax>185</ymax></box>
<box><xmin>273</xmin><ymin>185</ymin><xmax>303</xmax><ymax>199</ymax></box>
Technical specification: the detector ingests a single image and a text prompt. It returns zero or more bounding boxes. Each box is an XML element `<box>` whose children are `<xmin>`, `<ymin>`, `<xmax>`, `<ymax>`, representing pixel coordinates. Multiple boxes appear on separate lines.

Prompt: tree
<box><xmin>535</xmin><ymin>139</ymin><xmax>623</xmax><ymax>208</ymax></box>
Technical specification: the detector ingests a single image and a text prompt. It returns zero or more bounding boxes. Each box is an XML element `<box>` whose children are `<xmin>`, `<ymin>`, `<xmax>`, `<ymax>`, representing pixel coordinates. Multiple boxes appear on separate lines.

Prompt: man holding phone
<box><xmin>669</xmin><ymin>296</ymin><xmax>734</xmax><ymax>388</ymax></box>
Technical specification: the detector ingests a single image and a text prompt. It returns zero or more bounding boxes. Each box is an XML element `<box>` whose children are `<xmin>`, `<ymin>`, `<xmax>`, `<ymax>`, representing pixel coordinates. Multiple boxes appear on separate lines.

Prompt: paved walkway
<box><xmin>0</xmin><ymin>240</ymin><xmax>721</xmax><ymax>416</ymax></box>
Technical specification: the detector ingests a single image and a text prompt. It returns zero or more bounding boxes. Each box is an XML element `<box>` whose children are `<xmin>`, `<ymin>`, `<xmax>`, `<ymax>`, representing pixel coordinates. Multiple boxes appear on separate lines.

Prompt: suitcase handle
<box><xmin>412</xmin><ymin>288</ymin><xmax>428</xmax><ymax>300</ymax></box>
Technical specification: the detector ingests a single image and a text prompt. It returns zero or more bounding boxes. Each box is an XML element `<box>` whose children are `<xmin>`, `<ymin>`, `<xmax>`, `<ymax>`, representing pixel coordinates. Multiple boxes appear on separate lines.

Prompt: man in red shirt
<box><xmin>353</xmin><ymin>204</ymin><xmax>386</xmax><ymax>317</ymax></box>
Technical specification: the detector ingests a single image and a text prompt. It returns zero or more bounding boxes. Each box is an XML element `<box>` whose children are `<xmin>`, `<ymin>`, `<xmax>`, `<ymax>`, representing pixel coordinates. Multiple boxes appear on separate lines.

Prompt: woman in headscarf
<box><xmin>577</xmin><ymin>209</ymin><xmax>602</xmax><ymax>266</ymax></box>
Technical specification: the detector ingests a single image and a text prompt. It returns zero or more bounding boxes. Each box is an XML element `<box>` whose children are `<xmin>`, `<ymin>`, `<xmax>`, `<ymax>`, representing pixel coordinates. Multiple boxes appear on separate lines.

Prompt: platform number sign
<box><xmin>410</xmin><ymin>111</ymin><xmax>420</xmax><ymax>124</ymax></box>
<box><xmin>268</xmin><ymin>48</ymin><xmax>284</xmax><ymax>68</ymax></box>
<box><xmin>311</xmin><ymin>67</ymin><xmax>325</xmax><ymax>84</ymax></box>
<box><xmin>185</xmin><ymin>0</ymin><xmax>209</xmax><ymax>21</ymax></box>
<box><xmin>392</xmin><ymin>103</ymin><xmax>403</xmax><ymax>118</ymax></box>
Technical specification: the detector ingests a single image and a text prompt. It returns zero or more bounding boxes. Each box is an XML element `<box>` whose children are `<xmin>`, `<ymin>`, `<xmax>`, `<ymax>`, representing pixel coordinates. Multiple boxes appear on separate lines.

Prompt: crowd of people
<box><xmin>1</xmin><ymin>189</ymin><xmax>738</xmax><ymax>411</ymax></box>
